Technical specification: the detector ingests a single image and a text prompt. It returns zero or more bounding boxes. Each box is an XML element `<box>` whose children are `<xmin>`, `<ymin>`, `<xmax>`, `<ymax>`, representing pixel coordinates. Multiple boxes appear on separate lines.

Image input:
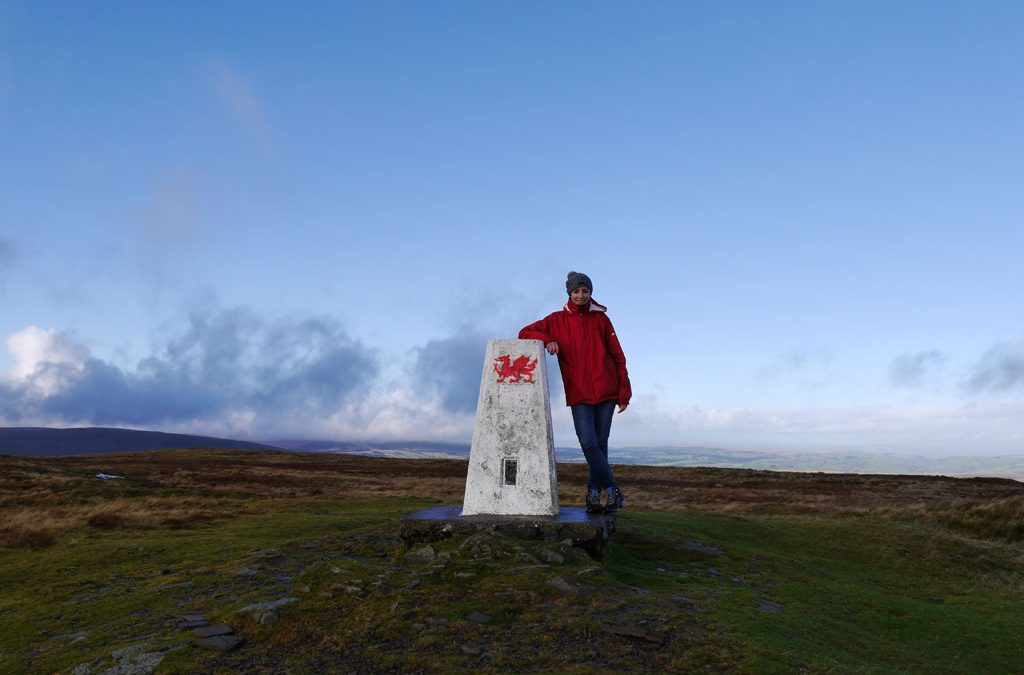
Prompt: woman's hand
<box><xmin>617</xmin><ymin>403</ymin><xmax>629</xmax><ymax>413</ymax></box>
<box><xmin>545</xmin><ymin>341</ymin><xmax>559</xmax><ymax>355</ymax></box>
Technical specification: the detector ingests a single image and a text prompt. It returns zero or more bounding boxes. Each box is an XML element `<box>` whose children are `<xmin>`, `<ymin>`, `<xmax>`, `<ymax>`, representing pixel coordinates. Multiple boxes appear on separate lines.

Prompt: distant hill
<box><xmin>5</xmin><ymin>428</ymin><xmax>1021</xmax><ymax>480</ymax></box>
<box><xmin>270</xmin><ymin>439</ymin><xmax>1024</xmax><ymax>480</ymax></box>
<box><xmin>0</xmin><ymin>427</ymin><xmax>280</xmax><ymax>457</ymax></box>
<box><xmin>270</xmin><ymin>439</ymin><xmax>473</xmax><ymax>460</ymax></box>
<box><xmin>612</xmin><ymin>445</ymin><xmax>1024</xmax><ymax>480</ymax></box>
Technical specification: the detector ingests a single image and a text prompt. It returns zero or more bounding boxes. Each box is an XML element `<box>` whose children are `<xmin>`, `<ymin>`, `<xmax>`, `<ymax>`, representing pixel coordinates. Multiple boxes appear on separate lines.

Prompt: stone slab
<box><xmin>196</xmin><ymin>634</ymin><xmax>244</xmax><ymax>651</ymax></box>
<box><xmin>193</xmin><ymin>624</ymin><xmax>233</xmax><ymax>638</ymax></box>
<box><xmin>400</xmin><ymin>506</ymin><xmax>614</xmax><ymax>560</ymax></box>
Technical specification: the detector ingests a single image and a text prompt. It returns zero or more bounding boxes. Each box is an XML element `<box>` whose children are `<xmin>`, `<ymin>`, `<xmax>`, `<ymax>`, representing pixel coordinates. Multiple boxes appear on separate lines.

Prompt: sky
<box><xmin>1</xmin><ymin>1</ymin><xmax>1023</xmax><ymax>456</ymax></box>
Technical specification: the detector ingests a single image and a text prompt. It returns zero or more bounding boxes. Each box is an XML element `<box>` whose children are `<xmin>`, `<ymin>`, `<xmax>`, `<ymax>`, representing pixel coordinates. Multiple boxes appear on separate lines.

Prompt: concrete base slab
<box><xmin>400</xmin><ymin>506</ymin><xmax>615</xmax><ymax>560</ymax></box>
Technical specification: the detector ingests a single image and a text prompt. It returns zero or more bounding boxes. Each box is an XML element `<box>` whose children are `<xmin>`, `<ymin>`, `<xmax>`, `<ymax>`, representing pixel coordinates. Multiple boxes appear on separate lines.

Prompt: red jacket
<box><xmin>518</xmin><ymin>299</ymin><xmax>632</xmax><ymax>407</ymax></box>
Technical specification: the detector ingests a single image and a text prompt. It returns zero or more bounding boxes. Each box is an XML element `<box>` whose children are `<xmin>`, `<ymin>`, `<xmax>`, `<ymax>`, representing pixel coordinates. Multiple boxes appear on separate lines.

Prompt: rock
<box><xmin>405</xmin><ymin>545</ymin><xmax>437</xmax><ymax>564</ymax></box>
<box><xmin>100</xmin><ymin>653</ymin><xmax>164</xmax><ymax>674</ymax></box>
<box><xmin>50</xmin><ymin>630</ymin><xmax>88</xmax><ymax>642</ymax></box>
<box><xmin>72</xmin><ymin>664</ymin><xmax>92</xmax><ymax>675</ymax></box>
<box><xmin>253</xmin><ymin>610</ymin><xmax>279</xmax><ymax>624</ymax></box>
<box><xmin>193</xmin><ymin>624</ymin><xmax>233</xmax><ymax>638</ymax></box>
<box><xmin>176</xmin><ymin>620</ymin><xmax>208</xmax><ymax>629</ymax></box>
<box><xmin>411</xmin><ymin>623</ymin><xmax>426</xmax><ymax>632</ymax></box>
<box><xmin>233</xmin><ymin>567</ymin><xmax>258</xmax><ymax>576</ymax></box>
<box><xmin>111</xmin><ymin>644</ymin><xmax>147</xmax><ymax>661</ymax></box>
<box><xmin>196</xmin><ymin>635</ymin><xmax>244</xmax><ymax>651</ymax></box>
<box><xmin>460</xmin><ymin>643</ymin><xmax>483</xmax><ymax>655</ymax></box>
<box><xmin>180</xmin><ymin>613</ymin><xmax>205</xmax><ymax>622</ymax></box>
<box><xmin>931</xmin><ymin>596</ymin><xmax>944</xmax><ymax>603</ymax></box>
<box><xmin>460</xmin><ymin>533</ymin><xmax>490</xmax><ymax>550</ymax></box>
<box><xmin>425</xmin><ymin>617</ymin><xmax>449</xmax><ymax>626</ymax></box>
<box><xmin>102</xmin><ymin>643</ymin><xmax>164</xmax><ymax>675</ymax></box>
<box><xmin>758</xmin><ymin>600</ymin><xmax>784</xmax><ymax>613</ymax></box>
<box><xmin>545</xmin><ymin>576</ymin><xmax>581</xmax><ymax>596</ymax></box>
<box><xmin>576</xmin><ymin>566</ymin><xmax>603</xmax><ymax>576</ymax></box>
<box><xmin>540</xmin><ymin>549</ymin><xmax>565</xmax><ymax>565</ymax></box>
<box><xmin>236</xmin><ymin>597</ymin><xmax>296</xmax><ymax>613</ymax></box>
<box><xmin>515</xmin><ymin>552</ymin><xmax>539</xmax><ymax>564</ymax></box>
<box><xmin>465</xmin><ymin>612</ymin><xmax>492</xmax><ymax>624</ymax></box>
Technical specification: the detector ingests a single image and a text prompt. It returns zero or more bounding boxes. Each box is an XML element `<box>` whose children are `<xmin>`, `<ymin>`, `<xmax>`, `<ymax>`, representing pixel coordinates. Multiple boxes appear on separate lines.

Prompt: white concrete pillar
<box><xmin>461</xmin><ymin>339</ymin><xmax>559</xmax><ymax>516</ymax></box>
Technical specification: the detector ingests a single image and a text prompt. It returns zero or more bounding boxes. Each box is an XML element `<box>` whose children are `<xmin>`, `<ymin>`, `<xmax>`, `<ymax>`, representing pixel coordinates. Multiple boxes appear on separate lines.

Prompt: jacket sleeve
<box><xmin>518</xmin><ymin>315</ymin><xmax>554</xmax><ymax>344</ymax></box>
<box><xmin>604</xmin><ymin>317</ymin><xmax>632</xmax><ymax>406</ymax></box>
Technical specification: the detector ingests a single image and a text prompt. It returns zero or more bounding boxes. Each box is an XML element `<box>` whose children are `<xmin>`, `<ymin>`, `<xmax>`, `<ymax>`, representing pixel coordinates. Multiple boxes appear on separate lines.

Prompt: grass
<box><xmin>607</xmin><ymin>511</ymin><xmax>1024</xmax><ymax>672</ymax></box>
<box><xmin>1</xmin><ymin>449</ymin><xmax>1022</xmax><ymax>672</ymax></box>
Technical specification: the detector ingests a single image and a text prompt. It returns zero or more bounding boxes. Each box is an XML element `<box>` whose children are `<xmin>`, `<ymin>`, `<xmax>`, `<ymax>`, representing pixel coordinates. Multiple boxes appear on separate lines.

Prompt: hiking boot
<box><xmin>603</xmin><ymin>487</ymin><xmax>626</xmax><ymax>514</ymax></box>
<box><xmin>585</xmin><ymin>490</ymin><xmax>603</xmax><ymax>514</ymax></box>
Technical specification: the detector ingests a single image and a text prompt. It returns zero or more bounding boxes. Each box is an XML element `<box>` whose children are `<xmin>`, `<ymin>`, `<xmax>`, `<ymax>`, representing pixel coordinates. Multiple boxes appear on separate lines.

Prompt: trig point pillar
<box><xmin>461</xmin><ymin>339</ymin><xmax>559</xmax><ymax>516</ymax></box>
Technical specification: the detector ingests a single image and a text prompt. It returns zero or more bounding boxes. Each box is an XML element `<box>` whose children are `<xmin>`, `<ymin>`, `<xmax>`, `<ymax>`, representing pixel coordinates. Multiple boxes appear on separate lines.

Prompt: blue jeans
<box><xmin>570</xmin><ymin>400</ymin><xmax>617</xmax><ymax>491</ymax></box>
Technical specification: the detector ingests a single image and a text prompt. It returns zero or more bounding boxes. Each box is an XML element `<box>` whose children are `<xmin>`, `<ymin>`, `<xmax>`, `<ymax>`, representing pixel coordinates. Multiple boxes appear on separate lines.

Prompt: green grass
<box><xmin>606</xmin><ymin>511</ymin><xmax>1024</xmax><ymax>673</ymax></box>
<box><xmin>2</xmin><ymin>497</ymin><xmax>1022</xmax><ymax>673</ymax></box>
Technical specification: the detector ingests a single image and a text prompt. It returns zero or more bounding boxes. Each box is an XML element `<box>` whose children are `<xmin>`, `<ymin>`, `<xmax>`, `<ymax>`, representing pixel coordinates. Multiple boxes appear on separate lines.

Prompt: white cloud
<box><xmin>3</xmin><ymin>325</ymin><xmax>88</xmax><ymax>395</ymax></box>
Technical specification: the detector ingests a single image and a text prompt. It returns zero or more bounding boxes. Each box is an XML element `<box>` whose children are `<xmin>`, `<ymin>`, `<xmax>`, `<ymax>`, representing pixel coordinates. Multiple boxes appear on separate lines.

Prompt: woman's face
<box><xmin>570</xmin><ymin>286</ymin><xmax>591</xmax><ymax>306</ymax></box>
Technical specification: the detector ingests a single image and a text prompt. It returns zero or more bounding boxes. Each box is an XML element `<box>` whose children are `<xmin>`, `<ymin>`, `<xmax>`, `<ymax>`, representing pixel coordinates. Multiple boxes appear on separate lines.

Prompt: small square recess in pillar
<box><xmin>503</xmin><ymin>459</ymin><xmax>518</xmax><ymax>485</ymax></box>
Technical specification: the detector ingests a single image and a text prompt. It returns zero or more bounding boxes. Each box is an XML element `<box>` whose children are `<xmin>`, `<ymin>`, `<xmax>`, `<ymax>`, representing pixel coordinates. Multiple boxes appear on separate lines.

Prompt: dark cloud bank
<box><xmin>966</xmin><ymin>341</ymin><xmax>1024</xmax><ymax>393</ymax></box>
<box><xmin>1</xmin><ymin>308</ymin><xmax>378</xmax><ymax>428</ymax></box>
<box><xmin>411</xmin><ymin>330</ymin><xmax>488</xmax><ymax>413</ymax></box>
<box><xmin>888</xmin><ymin>350</ymin><xmax>947</xmax><ymax>388</ymax></box>
<box><xmin>412</xmin><ymin>327</ymin><xmax>565</xmax><ymax>414</ymax></box>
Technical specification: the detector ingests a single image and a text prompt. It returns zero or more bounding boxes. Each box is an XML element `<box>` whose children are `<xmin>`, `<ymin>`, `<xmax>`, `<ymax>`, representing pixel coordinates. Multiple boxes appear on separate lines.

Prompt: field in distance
<box><xmin>1</xmin><ymin>449</ymin><xmax>1022</xmax><ymax>673</ymax></box>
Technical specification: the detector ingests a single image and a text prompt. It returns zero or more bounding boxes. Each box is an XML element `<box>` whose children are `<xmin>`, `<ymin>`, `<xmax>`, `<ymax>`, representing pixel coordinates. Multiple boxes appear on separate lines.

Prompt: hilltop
<box><xmin>0</xmin><ymin>427</ymin><xmax>279</xmax><ymax>457</ymax></box>
<box><xmin>1</xmin><ymin>449</ymin><xmax>1022</xmax><ymax>672</ymax></box>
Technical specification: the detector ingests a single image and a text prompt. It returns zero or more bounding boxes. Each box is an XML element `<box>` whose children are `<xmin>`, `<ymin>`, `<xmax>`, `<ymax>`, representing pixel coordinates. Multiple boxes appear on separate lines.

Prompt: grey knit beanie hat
<box><xmin>565</xmin><ymin>271</ymin><xmax>593</xmax><ymax>295</ymax></box>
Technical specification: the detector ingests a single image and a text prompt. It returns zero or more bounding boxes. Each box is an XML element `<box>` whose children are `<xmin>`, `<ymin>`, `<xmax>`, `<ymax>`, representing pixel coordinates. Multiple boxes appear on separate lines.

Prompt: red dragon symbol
<box><xmin>493</xmin><ymin>354</ymin><xmax>537</xmax><ymax>384</ymax></box>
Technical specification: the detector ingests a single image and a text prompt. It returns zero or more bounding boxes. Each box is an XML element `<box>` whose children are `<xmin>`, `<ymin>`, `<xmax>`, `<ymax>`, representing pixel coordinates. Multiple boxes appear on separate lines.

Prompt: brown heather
<box><xmin>2</xmin><ymin>448</ymin><xmax>1023</xmax><ymax>547</ymax></box>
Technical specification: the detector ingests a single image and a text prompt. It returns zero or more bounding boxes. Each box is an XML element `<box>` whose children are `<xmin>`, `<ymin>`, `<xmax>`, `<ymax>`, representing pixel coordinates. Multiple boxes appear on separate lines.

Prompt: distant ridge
<box><xmin>267</xmin><ymin>439</ymin><xmax>1024</xmax><ymax>481</ymax></box>
<box><xmin>0</xmin><ymin>427</ymin><xmax>280</xmax><ymax>457</ymax></box>
<box><xmin>270</xmin><ymin>439</ymin><xmax>472</xmax><ymax>460</ymax></box>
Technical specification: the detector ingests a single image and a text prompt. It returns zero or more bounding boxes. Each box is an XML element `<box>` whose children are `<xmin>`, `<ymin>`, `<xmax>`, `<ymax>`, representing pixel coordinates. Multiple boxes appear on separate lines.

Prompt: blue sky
<box><xmin>1</xmin><ymin>1</ymin><xmax>1023</xmax><ymax>455</ymax></box>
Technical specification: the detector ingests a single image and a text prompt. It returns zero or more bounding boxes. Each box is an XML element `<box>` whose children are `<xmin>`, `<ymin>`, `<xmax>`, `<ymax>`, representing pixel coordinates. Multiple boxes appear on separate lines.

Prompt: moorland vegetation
<box><xmin>1</xmin><ymin>449</ymin><xmax>1022</xmax><ymax>672</ymax></box>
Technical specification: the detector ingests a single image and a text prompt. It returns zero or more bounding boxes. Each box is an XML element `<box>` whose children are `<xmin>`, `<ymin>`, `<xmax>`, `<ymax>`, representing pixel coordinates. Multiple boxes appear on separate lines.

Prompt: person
<box><xmin>518</xmin><ymin>271</ymin><xmax>632</xmax><ymax>514</ymax></box>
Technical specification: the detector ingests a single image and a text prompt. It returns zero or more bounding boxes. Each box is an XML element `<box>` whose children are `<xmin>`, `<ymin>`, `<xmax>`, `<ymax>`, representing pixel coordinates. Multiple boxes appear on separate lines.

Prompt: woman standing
<box><xmin>519</xmin><ymin>271</ymin><xmax>632</xmax><ymax>514</ymax></box>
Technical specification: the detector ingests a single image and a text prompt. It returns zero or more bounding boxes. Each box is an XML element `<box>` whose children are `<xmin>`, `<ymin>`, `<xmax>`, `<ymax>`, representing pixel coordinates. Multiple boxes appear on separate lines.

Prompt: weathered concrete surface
<box><xmin>400</xmin><ymin>506</ymin><xmax>612</xmax><ymax>560</ymax></box>
<box><xmin>462</xmin><ymin>339</ymin><xmax>558</xmax><ymax>516</ymax></box>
